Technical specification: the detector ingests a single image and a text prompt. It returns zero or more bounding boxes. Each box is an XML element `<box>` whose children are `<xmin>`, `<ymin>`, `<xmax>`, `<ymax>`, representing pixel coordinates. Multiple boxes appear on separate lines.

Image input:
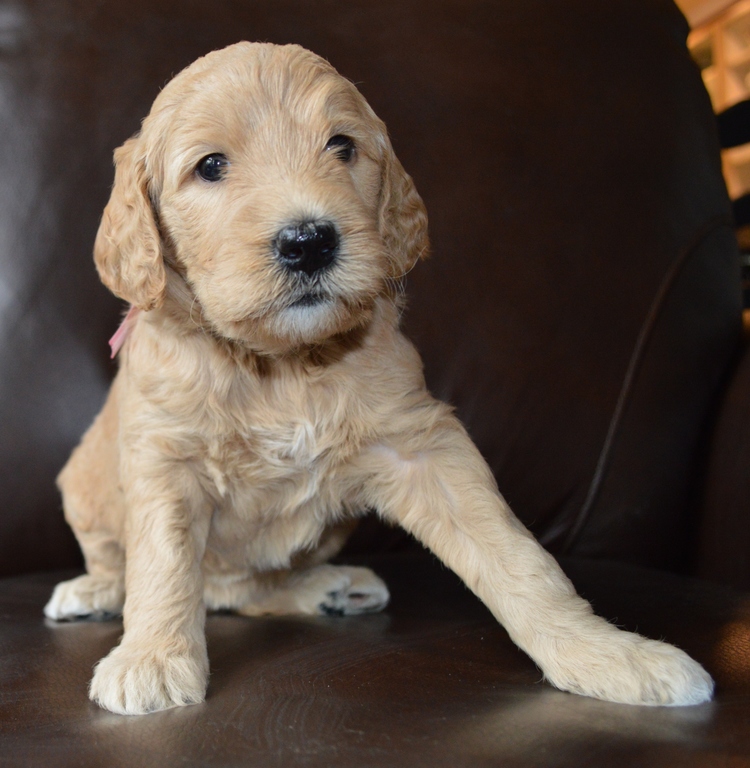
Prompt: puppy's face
<box><xmin>95</xmin><ymin>43</ymin><xmax>428</xmax><ymax>353</ymax></box>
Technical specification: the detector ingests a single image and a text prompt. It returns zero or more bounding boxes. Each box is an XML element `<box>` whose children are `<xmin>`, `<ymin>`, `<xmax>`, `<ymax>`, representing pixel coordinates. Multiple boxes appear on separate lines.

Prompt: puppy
<box><xmin>44</xmin><ymin>42</ymin><xmax>714</xmax><ymax>715</ymax></box>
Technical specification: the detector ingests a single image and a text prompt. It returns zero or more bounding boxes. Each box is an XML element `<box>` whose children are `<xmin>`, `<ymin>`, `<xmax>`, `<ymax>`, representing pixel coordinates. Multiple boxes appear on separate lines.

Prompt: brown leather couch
<box><xmin>2</xmin><ymin>0</ymin><xmax>750</xmax><ymax>764</ymax></box>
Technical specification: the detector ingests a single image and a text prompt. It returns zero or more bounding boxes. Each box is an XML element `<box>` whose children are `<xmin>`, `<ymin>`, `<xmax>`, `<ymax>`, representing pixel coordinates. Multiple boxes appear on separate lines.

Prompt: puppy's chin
<box><xmin>220</xmin><ymin>294</ymin><xmax>374</xmax><ymax>355</ymax></box>
<box><xmin>277</xmin><ymin>295</ymin><xmax>341</xmax><ymax>335</ymax></box>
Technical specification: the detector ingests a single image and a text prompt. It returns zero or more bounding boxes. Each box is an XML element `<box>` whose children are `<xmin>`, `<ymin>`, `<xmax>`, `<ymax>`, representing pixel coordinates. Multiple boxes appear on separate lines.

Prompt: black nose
<box><xmin>274</xmin><ymin>221</ymin><xmax>339</xmax><ymax>276</ymax></box>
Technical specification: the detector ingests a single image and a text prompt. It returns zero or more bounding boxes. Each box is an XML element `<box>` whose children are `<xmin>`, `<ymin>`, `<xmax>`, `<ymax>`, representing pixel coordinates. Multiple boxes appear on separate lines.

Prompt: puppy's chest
<box><xmin>199</xmin><ymin>390</ymin><xmax>354</xmax><ymax>505</ymax></box>
<box><xmin>204</xmin><ymin>419</ymin><xmax>329</xmax><ymax>492</ymax></box>
<box><xmin>201</xmin><ymin>400</ymin><xmax>353</xmax><ymax>571</ymax></box>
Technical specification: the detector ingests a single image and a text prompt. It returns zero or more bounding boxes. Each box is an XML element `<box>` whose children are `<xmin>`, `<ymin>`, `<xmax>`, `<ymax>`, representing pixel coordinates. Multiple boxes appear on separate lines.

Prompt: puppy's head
<box><xmin>94</xmin><ymin>42</ymin><xmax>428</xmax><ymax>353</ymax></box>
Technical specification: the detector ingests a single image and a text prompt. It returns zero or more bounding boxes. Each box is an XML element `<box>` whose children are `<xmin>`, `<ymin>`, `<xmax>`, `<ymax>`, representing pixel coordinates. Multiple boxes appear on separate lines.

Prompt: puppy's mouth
<box><xmin>287</xmin><ymin>291</ymin><xmax>331</xmax><ymax>309</ymax></box>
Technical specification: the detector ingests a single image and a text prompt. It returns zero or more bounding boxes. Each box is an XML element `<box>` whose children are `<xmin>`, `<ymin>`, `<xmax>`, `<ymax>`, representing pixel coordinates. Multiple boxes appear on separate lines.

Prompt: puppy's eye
<box><xmin>325</xmin><ymin>135</ymin><xmax>355</xmax><ymax>162</ymax></box>
<box><xmin>196</xmin><ymin>153</ymin><xmax>229</xmax><ymax>182</ymax></box>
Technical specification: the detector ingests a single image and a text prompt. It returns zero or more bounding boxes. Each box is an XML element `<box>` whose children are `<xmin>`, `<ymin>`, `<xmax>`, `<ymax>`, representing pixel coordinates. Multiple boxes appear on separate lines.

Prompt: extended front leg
<box><xmin>89</xmin><ymin>453</ymin><xmax>211</xmax><ymax>715</ymax></box>
<box><xmin>358</xmin><ymin>409</ymin><xmax>713</xmax><ymax>706</ymax></box>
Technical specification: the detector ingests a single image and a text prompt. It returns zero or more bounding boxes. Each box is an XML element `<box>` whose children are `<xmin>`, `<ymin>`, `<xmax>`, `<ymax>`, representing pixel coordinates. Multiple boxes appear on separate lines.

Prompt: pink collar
<box><xmin>109</xmin><ymin>305</ymin><xmax>140</xmax><ymax>359</ymax></box>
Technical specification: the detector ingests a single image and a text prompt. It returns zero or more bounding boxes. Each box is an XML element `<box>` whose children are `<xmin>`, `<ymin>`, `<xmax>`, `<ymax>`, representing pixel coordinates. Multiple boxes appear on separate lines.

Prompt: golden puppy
<box><xmin>45</xmin><ymin>42</ymin><xmax>713</xmax><ymax>715</ymax></box>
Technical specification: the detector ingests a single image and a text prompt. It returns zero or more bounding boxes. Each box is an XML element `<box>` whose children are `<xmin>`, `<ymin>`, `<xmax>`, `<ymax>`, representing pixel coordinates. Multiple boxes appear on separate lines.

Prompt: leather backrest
<box><xmin>0</xmin><ymin>0</ymin><xmax>740</xmax><ymax>576</ymax></box>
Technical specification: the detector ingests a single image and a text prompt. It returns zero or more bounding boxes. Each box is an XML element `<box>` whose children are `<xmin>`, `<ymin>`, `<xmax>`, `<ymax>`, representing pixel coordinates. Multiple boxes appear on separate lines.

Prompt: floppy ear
<box><xmin>378</xmin><ymin>142</ymin><xmax>430</xmax><ymax>277</ymax></box>
<box><xmin>94</xmin><ymin>136</ymin><xmax>166</xmax><ymax>310</ymax></box>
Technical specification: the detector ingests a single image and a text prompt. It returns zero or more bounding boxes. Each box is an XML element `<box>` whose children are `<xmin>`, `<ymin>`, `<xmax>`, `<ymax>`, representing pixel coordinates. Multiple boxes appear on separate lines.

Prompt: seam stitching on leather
<box><xmin>558</xmin><ymin>214</ymin><xmax>734</xmax><ymax>553</ymax></box>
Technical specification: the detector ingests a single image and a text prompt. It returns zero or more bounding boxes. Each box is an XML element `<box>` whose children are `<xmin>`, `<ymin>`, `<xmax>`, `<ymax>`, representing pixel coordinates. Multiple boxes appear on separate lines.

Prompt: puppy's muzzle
<box><xmin>274</xmin><ymin>221</ymin><xmax>338</xmax><ymax>277</ymax></box>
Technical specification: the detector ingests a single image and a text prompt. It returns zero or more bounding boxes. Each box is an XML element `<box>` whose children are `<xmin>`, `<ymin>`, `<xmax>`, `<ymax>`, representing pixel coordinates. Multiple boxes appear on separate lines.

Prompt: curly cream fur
<box><xmin>45</xmin><ymin>42</ymin><xmax>713</xmax><ymax>715</ymax></box>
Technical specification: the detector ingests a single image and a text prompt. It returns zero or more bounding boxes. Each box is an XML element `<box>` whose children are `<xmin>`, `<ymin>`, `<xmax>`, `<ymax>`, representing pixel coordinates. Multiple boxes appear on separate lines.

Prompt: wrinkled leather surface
<box><xmin>0</xmin><ymin>0</ymin><xmax>742</xmax><ymax>578</ymax></box>
<box><xmin>1</xmin><ymin>553</ymin><xmax>749</xmax><ymax>767</ymax></box>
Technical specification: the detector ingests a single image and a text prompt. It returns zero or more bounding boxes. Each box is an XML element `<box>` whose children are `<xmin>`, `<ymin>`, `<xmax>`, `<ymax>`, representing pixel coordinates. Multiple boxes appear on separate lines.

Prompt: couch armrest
<box><xmin>698</xmin><ymin>335</ymin><xmax>750</xmax><ymax>590</ymax></box>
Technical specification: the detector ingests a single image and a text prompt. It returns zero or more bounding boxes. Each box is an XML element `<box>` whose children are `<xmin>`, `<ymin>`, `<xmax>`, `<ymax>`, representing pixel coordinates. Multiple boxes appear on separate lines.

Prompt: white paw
<box><xmin>44</xmin><ymin>574</ymin><xmax>124</xmax><ymax>620</ymax></box>
<box><xmin>294</xmin><ymin>565</ymin><xmax>390</xmax><ymax>616</ymax></box>
<box><xmin>543</xmin><ymin>628</ymin><xmax>714</xmax><ymax>706</ymax></box>
<box><xmin>89</xmin><ymin>642</ymin><xmax>208</xmax><ymax>715</ymax></box>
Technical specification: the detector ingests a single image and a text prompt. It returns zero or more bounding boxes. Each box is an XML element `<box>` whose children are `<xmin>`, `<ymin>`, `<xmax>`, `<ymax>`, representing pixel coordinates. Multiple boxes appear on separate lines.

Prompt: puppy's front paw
<box><xmin>44</xmin><ymin>574</ymin><xmax>124</xmax><ymax>620</ymax></box>
<box><xmin>544</xmin><ymin>629</ymin><xmax>714</xmax><ymax>707</ymax></box>
<box><xmin>89</xmin><ymin>642</ymin><xmax>208</xmax><ymax>715</ymax></box>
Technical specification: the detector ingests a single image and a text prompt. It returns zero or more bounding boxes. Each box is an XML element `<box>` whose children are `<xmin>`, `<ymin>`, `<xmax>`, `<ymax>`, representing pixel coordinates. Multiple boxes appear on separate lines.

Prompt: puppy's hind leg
<box><xmin>44</xmin><ymin>529</ymin><xmax>125</xmax><ymax>621</ymax></box>
<box><xmin>45</xmin><ymin>406</ymin><xmax>126</xmax><ymax>622</ymax></box>
<box><xmin>204</xmin><ymin>520</ymin><xmax>389</xmax><ymax>617</ymax></box>
<box><xmin>205</xmin><ymin>564</ymin><xmax>390</xmax><ymax>618</ymax></box>
<box><xmin>357</xmin><ymin>408</ymin><xmax>714</xmax><ymax>707</ymax></box>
